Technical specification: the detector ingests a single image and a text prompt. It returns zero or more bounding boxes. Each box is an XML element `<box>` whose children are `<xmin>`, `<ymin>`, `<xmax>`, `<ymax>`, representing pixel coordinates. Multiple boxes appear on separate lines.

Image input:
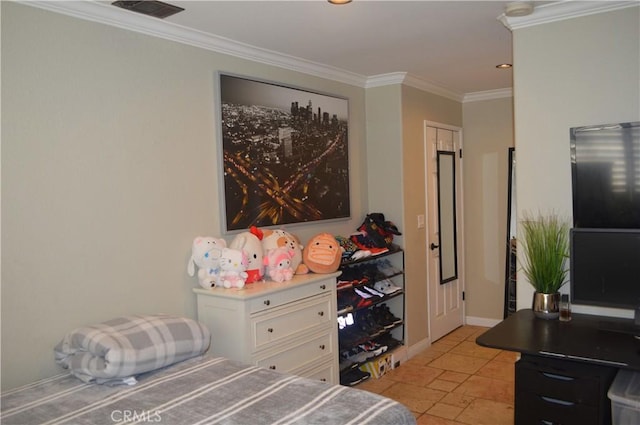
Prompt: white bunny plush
<box><xmin>187</xmin><ymin>236</ymin><xmax>227</xmax><ymax>288</ymax></box>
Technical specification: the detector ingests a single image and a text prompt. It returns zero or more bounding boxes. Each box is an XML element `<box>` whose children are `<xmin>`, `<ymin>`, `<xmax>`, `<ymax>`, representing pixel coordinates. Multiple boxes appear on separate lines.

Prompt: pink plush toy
<box><xmin>218</xmin><ymin>247</ymin><xmax>249</xmax><ymax>289</ymax></box>
<box><xmin>263</xmin><ymin>247</ymin><xmax>295</xmax><ymax>282</ymax></box>
<box><xmin>260</xmin><ymin>228</ymin><xmax>308</xmax><ymax>275</ymax></box>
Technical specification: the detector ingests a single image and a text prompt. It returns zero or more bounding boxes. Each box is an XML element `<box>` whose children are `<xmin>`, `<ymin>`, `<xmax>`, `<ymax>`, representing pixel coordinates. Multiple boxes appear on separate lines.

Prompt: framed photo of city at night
<box><xmin>218</xmin><ymin>73</ymin><xmax>350</xmax><ymax>232</ymax></box>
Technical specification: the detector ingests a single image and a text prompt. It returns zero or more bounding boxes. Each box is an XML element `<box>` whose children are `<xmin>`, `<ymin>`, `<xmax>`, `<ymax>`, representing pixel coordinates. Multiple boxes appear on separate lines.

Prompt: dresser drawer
<box><xmin>251</xmin><ymin>293</ymin><xmax>332</xmax><ymax>350</ymax></box>
<box><xmin>249</xmin><ymin>278</ymin><xmax>333</xmax><ymax>314</ymax></box>
<box><xmin>295</xmin><ymin>359</ymin><xmax>336</xmax><ymax>384</ymax></box>
<box><xmin>254</xmin><ymin>331</ymin><xmax>334</xmax><ymax>373</ymax></box>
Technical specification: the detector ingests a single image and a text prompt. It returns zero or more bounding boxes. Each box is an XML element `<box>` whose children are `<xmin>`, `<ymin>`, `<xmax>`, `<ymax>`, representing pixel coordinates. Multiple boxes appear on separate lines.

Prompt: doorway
<box><xmin>425</xmin><ymin>122</ymin><xmax>464</xmax><ymax>342</ymax></box>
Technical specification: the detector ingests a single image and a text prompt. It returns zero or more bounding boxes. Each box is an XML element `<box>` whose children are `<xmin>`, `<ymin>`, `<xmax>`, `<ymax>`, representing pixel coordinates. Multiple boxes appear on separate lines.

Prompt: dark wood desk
<box><xmin>476</xmin><ymin>309</ymin><xmax>640</xmax><ymax>425</ymax></box>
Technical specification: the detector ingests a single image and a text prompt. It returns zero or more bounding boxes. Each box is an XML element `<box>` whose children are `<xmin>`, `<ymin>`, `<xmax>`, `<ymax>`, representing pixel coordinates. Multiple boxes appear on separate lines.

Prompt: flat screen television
<box><xmin>570</xmin><ymin>228</ymin><xmax>640</xmax><ymax>310</ymax></box>
<box><xmin>570</xmin><ymin>121</ymin><xmax>640</xmax><ymax>229</ymax></box>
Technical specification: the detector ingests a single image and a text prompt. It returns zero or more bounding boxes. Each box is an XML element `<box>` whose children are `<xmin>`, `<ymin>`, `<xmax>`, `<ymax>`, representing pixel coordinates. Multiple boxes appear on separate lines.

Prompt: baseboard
<box><xmin>465</xmin><ymin>316</ymin><xmax>501</xmax><ymax>328</ymax></box>
<box><xmin>406</xmin><ymin>338</ymin><xmax>431</xmax><ymax>360</ymax></box>
<box><xmin>404</xmin><ymin>319</ymin><xmax>500</xmax><ymax>360</ymax></box>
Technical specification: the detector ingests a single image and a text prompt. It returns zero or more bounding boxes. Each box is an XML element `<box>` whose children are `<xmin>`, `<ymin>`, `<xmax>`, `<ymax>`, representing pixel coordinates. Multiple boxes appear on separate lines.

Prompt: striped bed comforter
<box><xmin>1</xmin><ymin>355</ymin><xmax>416</xmax><ymax>425</ymax></box>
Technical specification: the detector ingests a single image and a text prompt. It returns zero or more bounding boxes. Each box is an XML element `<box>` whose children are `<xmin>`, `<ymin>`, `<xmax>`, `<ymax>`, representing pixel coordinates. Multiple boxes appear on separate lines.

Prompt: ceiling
<box><xmin>38</xmin><ymin>1</ymin><xmax>631</xmax><ymax>98</ymax></box>
<box><xmin>157</xmin><ymin>1</ymin><xmax>521</xmax><ymax>95</ymax></box>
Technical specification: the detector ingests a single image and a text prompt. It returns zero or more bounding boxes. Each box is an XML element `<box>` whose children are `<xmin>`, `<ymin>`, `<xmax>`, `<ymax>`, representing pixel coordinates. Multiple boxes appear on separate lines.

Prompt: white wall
<box><xmin>462</xmin><ymin>97</ymin><xmax>514</xmax><ymax>321</ymax></box>
<box><xmin>1</xmin><ymin>2</ymin><xmax>368</xmax><ymax>390</ymax></box>
<box><xmin>513</xmin><ymin>6</ymin><xmax>640</xmax><ymax>316</ymax></box>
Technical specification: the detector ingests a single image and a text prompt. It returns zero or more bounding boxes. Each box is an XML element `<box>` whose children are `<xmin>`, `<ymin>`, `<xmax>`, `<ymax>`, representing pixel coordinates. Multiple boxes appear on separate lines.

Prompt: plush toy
<box><xmin>263</xmin><ymin>247</ymin><xmax>295</xmax><ymax>282</ymax></box>
<box><xmin>261</xmin><ymin>228</ymin><xmax>308</xmax><ymax>274</ymax></box>
<box><xmin>303</xmin><ymin>233</ymin><xmax>343</xmax><ymax>274</ymax></box>
<box><xmin>187</xmin><ymin>236</ymin><xmax>227</xmax><ymax>288</ymax></box>
<box><xmin>229</xmin><ymin>226</ymin><xmax>264</xmax><ymax>284</ymax></box>
<box><xmin>218</xmin><ymin>247</ymin><xmax>249</xmax><ymax>289</ymax></box>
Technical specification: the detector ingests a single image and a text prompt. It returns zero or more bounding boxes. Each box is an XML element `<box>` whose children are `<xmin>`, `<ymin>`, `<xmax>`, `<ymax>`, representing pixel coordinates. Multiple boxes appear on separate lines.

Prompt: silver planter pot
<box><xmin>532</xmin><ymin>292</ymin><xmax>560</xmax><ymax>320</ymax></box>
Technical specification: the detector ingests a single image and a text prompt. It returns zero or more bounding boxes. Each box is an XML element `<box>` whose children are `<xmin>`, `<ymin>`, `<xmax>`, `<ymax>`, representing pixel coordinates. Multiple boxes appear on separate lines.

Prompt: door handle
<box><xmin>430</xmin><ymin>243</ymin><xmax>439</xmax><ymax>250</ymax></box>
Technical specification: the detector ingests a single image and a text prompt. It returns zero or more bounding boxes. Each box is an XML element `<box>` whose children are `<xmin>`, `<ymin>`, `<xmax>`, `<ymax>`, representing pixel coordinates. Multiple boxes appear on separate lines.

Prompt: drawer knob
<box><xmin>318</xmin><ymin>311</ymin><xmax>324</xmax><ymax>317</ymax></box>
<box><xmin>269</xmin><ymin>365</ymin><xmax>276</xmax><ymax>370</ymax></box>
<box><xmin>320</xmin><ymin>284</ymin><xmax>326</xmax><ymax>290</ymax></box>
<box><xmin>264</xmin><ymin>300</ymin><xmax>271</xmax><ymax>306</ymax></box>
<box><xmin>320</xmin><ymin>378</ymin><xmax>327</xmax><ymax>382</ymax></box>
<box><xmin>268</xmin><ymin>328</ymin><xmax>274</xmax><ymax>333</ymax></box>
<box><xmin>319</xmin><ymin>344</ymin><xmax>325</xmax><ymax>350</ymax></box>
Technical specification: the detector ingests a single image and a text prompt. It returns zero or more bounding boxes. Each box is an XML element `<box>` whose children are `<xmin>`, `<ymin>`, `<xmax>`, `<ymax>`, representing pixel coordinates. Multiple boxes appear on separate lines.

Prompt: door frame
<box><xmin>424</xmin><ymin>120</ymin><xmax>465</xmax><ymax>342</ymax></box>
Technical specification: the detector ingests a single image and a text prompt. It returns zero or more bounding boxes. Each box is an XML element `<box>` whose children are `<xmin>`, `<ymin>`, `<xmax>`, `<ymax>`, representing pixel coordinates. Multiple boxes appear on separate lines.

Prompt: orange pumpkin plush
<box><xmin>303</xmin><ymin>233</ymin><xmax>343</xmax><ymax>274</ymax></box>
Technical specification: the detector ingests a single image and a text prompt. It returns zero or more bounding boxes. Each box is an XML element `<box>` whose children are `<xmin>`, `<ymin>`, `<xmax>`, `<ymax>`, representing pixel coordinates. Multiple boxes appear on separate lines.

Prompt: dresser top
<box><xmin>192</xmin><ymin>272</ymin><xmax>340</xmax><ymax>300</ymax></box>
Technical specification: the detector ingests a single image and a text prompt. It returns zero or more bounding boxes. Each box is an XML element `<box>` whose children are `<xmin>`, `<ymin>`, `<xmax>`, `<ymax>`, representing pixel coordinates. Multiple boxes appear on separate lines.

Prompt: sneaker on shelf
<box><xmin>372</xmin><ymin>304</ymin><xmax>402</xmax><ymax>329</ymax></box>
<box><xmin>375</xmin><ymin>334</ymin><xmax>401</xmax><ymax>351</ymax></box>
<box><xmin>339</xmin><ymin>327</ymin><xmax>369</xmax><ymax>350</ymax></box>
<box><xmin>373</xmin><ymin>278</ymin><xmax>402</xmax><ymax>295</ymax></box>
<box><xmin>367</xmin><ymin>310</ymin><xmax>386</xmax><ymax>335</ymax></box>
<box><xmin>337</xmin><ymin>290</ymin><xmax>355</xmax><ymax>311</ymax></box>
<box><xmin>339</xmin><ymin>359</ymin><xmax>359</xmax><ymax>373</ymax></box>
<box><xmin>376</xmin><ymin>259</ymin><xmax>402</xmax><ymax>277</ymax></box>
<box><xmin>354</xmin><ymin>311</ymin><xmax>383</xmax><ymax>337</ymax></box>
<box><xmin>358</xmin><ymin>340</ymin><xmax>388</xmax><ymax>358</ymax></box>
<box><xmin>354</xmin><ymin>287</ymin><xmax>373</xmax><ymax>299</ymax></box>
<box><xmin>352</xmin><ymin>288</ymin><xmax>373</xmax><ymax>309</ymax></box>
<box><xmin>362</xmin><ymin>285</ymin><xmax>385</xmax><ymax>297</ymax></box>
<box><xmin>340</xmin><ymin>368</ymin><xmax>371</xmax><ymax>386</ymax></box>
<box><xmin>344</xmin><ymin>347</ymin><xmax>371</xmax><ymax>364</ymax></box>
<box><xmin>379</xmin><ymin>304</ymin><xmax>403</xmax><ymax>326</ymax></box>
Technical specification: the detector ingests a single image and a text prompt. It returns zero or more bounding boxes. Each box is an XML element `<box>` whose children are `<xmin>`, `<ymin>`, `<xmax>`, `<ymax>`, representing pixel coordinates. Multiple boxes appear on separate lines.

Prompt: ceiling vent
<box><xmin>112</xmin><ymin>1</ymin><xmax>184</xmax><ymax>19</ymax></box>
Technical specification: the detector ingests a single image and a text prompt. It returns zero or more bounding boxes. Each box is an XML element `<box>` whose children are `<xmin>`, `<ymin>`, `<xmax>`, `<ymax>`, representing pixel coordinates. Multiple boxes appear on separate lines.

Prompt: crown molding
<box><xmin>18</xmin><ymin>1</ymin><xmax>636</xmax><ymax>102</ymax></box>
<box><xmin>499</xmin><ymin>0</ymin><xmax>639</xmax><ymax>31</ymax></box>
<box><xmin>463</xmin><ymin>88</ymin><xmax>513</xmax><ymax>103</ymax></box>
<box><xmin>366</xmin><ymin>73</ymin><xmax>464</xmax><ymax>102</ymax></box>
<box><xmin>19</xmin><ymin>0</ymin><xmax>368</xmax><ymax>88</ymax></box>
<box><xmin>21</xmin><ymin>0</ymin><xmax>471</xmax><ymax>100</ymax></box>
<box><xmin>401</xmin><ymin>74</ymin><xmax>463</xmax><ymax>102</ymax></box>
<box><xmin>365</xmin><ymin>72</ymin><xmax>408</xmax><ymax>88</ymax></box>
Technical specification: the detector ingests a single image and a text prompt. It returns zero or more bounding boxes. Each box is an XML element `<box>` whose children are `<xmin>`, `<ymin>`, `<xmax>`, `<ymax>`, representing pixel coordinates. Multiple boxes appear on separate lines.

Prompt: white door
<box><xmin>425</xmin><ymin>123</ymin><xmax>464</xmax><ymax>342</ymax></box>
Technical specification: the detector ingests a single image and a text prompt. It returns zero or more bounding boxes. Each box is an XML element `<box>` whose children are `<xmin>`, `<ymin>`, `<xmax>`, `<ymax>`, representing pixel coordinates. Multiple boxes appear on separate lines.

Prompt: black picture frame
<box><xmin>217</xmin><ymin>73</ymin><xmax>350</xmax><ymax>233</ymax></box>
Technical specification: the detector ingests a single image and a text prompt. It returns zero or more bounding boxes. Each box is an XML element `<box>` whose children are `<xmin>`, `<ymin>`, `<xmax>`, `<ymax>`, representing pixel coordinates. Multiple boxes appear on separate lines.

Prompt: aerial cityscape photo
<box><xmin>219</xmin><ymin>75</ymin><xmax>350</xmax><ymax>231</ymax></box>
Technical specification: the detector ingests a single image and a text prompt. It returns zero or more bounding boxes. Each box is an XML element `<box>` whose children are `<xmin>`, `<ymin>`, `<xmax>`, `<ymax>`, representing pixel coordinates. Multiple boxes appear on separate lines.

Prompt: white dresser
<box><xmin>193</xmin><ymin>272</ymin><xmax>340</xmax><ymax>385</ymax></box>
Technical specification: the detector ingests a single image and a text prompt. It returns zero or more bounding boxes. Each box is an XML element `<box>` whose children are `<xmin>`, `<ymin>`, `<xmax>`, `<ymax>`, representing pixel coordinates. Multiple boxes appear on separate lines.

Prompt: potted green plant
<box><xmin>520</xmin><ymin>212</ymin><xmax>570</xmax><ymax>319</ymax></box>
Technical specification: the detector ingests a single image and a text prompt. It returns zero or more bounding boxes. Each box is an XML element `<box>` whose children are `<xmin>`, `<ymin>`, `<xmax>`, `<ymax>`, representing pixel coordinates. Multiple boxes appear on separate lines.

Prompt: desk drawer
<box><xmin>254</xmin><ymin>331</ymin><xmax>334</xmax><ymax>373</ymax></box>
<box><xmin>516</xmin><ymin>390</ymin><xmax>598</xmax><ymax>425</ymax></box>
<box><xmin>251</xmin><ymin>293</ymin><xmax>332</xmax><ymax>350</ymax></box>
<box><xmin>517</xmin><ymin>362</ymin><xmax>600</xmax><ymax>404</ymax></box>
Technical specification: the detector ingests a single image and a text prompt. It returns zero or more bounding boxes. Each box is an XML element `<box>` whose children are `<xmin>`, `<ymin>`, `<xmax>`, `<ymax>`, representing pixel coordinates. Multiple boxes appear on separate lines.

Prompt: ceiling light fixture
<box><xmin>327</xmin><ymin>0</ymin><xmax>352</xmax><ymax>4</ymax></box>
<box><xmin>496</xmin><ymin>63</ymin><xmax>513</xmax><ymax>69</ymax></box>
<box><xmin>504</xmin><ymin>2</ymin><xmax>534</xmax><ymax>17</ymax></box>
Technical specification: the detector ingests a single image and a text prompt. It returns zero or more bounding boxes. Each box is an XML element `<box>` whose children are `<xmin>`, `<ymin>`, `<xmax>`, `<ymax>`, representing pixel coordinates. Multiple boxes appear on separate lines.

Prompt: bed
<box><xmin>1</xmin><ymin>315</ymin><xmax>416</xmax><ymax>425</ymax></box>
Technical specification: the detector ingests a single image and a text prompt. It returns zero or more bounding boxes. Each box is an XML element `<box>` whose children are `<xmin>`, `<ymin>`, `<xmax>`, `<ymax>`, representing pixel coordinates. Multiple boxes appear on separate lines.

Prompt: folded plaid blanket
<box><xmin>54</xmin><ymin>314</ymin><xmax>210</xmax><ymax>385</ymax></box>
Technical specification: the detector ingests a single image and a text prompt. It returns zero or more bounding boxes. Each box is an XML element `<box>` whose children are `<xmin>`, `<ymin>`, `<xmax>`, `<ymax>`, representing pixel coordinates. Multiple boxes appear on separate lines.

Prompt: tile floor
<box><xmin>356</xmin><ymin>325</ymin><xmax>518</xmax><ymax>425</ymax></box>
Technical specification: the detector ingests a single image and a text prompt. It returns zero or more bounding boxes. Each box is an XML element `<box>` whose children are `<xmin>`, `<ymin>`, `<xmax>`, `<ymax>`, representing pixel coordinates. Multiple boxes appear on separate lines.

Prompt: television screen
<box><xmin>570</xmin><ymin>121</ymin><xmax>640</xmax><ymax>228</ymax></box>
<box><xmin>570</xmin><ymin>228</ymin><xmax>640</xmax><ymax>309</ymax></box>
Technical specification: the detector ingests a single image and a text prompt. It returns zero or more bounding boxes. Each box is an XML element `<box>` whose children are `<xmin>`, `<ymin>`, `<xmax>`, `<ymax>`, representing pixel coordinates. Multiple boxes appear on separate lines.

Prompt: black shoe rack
<box><xmin>336</xmin><ymin>245</ymin><xmax>405</xmax><ymax>386</ymax></box>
